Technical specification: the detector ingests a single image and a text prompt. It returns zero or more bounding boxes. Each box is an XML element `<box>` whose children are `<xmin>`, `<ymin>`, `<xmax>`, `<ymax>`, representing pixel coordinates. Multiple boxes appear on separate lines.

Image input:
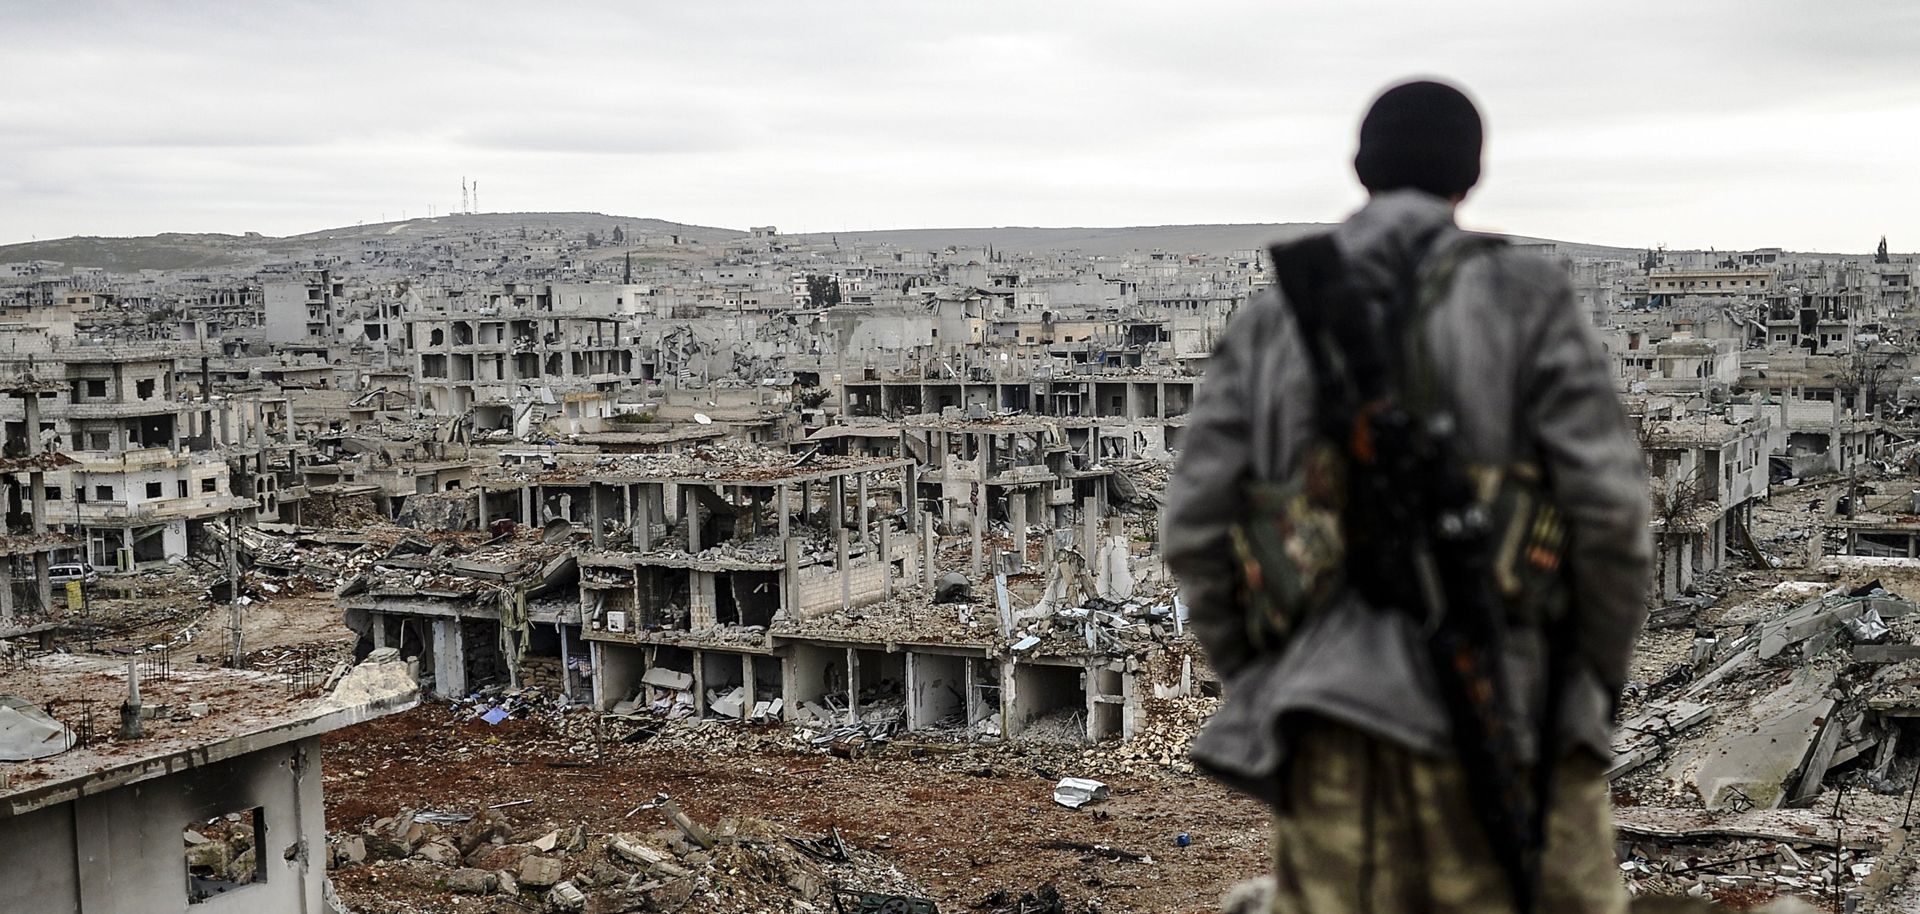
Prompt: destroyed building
<box><xmin>9</xmin><ymin>215</ymin><xmax>1920</xmax><ymax>908</ymax></box>
<box><xmin>0</xmin><ymin>343</ymin><xmax>252</xmax><ymax>567</ymax></box>
<box><xmin>0</xmin><ymin>650</ymin><xmax>417</xmax><ymax>914</ymax></box>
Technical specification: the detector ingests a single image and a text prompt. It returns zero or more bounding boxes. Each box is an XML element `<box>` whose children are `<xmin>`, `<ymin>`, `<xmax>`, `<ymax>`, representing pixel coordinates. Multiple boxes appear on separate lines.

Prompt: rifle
<box><xmin>1271</xmin><ymin>233</ymin><xmax>1563</xmax><ymax>913</ymax></box>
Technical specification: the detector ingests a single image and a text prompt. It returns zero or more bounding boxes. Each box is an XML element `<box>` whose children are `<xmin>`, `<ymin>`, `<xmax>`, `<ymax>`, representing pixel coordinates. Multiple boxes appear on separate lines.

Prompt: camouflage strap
<box><xmin>1401</xmin><ymin>234</ymin><xmax>1507</xmax><ymax>419</ymax></box>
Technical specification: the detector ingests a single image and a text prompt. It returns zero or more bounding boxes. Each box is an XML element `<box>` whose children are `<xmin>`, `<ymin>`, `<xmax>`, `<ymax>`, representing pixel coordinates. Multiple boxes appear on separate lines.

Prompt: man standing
<box><xmin>1164</xmin><ymin>80</ymin><xmax>1650</xmax><ymax>912</ymax></box>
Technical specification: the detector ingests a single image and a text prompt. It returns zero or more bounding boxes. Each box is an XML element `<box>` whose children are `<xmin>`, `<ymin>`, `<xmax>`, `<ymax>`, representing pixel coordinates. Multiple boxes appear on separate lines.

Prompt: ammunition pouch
<box><xmin>1230</xmin><ymin>440</ymin><xmax>1347</xmax><ymax>653</ymax></box>
<box><xmin>1231</xmin><ymin>450</ymin><xmax>1569</xmax><ymax>654</ymax></box>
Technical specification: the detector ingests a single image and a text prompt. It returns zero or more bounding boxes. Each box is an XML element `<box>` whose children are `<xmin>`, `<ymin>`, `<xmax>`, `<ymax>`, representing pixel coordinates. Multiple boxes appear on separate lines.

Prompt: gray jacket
<box><xmin>1163</xmin><ymin>190</ymin><xmax>1651</xmax><ymax>798</ymax></box>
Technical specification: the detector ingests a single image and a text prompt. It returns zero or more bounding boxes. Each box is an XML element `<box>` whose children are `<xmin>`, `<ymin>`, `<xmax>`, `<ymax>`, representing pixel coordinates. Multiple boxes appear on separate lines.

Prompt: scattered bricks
<box><xmin>467</xmin><ymin>842</ymin><xmax>535</xmax><ymax>872</ymax></box>
<box><xmin>548</xmin><ymin>881</ymin><xmax>587</xmax><ymax>910</ymax></box>
<box><xmin>786</xmin><ymin>869</ymin><xmax>823</xmax><ymax>902</ymax></box>
<box><xmin>579</xmin><ymin>862</ymin><xmax>629</xmax><ymax>887</ymax></box>
<box><xmin>494</xmin><ymin>868</ymin><xmax>520</xmax><ymax>897</ymax></box>
<box><xmin>363</xmin><ymin>835</ymin><xmax>411</xmax><ymax>862</ymax></box>
<box><xmin>649</xmin><ymin>876</ymin><xmax>697</xmax><ymax>909</ymax></box>
<box><xmin>399</xmin><ymin>818</ymin><xmax>433</xmax><ymax>850</ymax></box>
<box><xmin>443</xmin><ymin>867</ymin><xmax>496</xmax><ymax>895</ymax></box>
<box><xmin>518</xmin><ymin>854</ymin><xmax>564</xmax><ymax>889</ymax></box>
<box><xmin>458</xmin><ymin>809</ymin><xmax>512</xmax><ymax>854</ymax></box>
<box><xmin>416</xmin><ymin>839</ymin><xmax>460</xmax><ymax>865</ymax></box>
<box><xmin>335</xmin><ymin>835</ymin><xmax>367</xmax><ymax>867</ymax></box>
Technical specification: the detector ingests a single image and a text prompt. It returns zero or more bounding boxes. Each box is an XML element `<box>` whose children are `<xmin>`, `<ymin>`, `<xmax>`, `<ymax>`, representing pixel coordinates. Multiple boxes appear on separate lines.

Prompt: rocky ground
<box><xmin>322</xmin><ymin>706</ymin><xmax>1270</xmax><ymax>914</ymax></box>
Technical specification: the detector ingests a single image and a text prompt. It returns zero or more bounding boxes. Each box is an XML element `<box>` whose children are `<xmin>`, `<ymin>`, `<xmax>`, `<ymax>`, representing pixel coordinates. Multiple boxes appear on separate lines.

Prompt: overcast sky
<box><xmin>3</xmin><ymin>1</ymin><xmax>1916</xmax><ymax>252</ymax></box>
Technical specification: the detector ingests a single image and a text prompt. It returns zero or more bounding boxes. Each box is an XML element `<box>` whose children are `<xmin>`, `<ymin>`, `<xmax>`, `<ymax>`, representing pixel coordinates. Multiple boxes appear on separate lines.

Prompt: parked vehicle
<box><xmin>48</xmin><ymin>563</ymin><xmax>99</xmax><ymax>585</ymax></box>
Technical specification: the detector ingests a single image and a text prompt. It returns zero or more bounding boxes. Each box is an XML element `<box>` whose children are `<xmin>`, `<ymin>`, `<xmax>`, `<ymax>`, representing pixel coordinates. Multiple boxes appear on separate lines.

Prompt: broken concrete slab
<box><xmin>609</xmin><ymin>835</ymin><xmax>693</xmax><ymax>878</ymax></box>
<box><xmin>0</xmin><ymin>698</ymin><xmax>76</xmax><ymax>761</ymax></box>
<box><xmin>641</xmin><ymin>668</ymin><xmax>694</xmax><ymax>691</ymax></box>
<box><xmin>1608</xmin><ymin>700</ymin><xmax>1714</xmax><ymax>781</ymax></box>
<box><xmin>1670</xmin><ymin>670</ymin><xmax>1837</xmax><ymax>810</ymax></box>
<box><xmin>708</xmin><ymin>686</ymin><xmax>746</xmax><ymax>719</ymax></box>
<box><xmin>1613</xmin><ymin>805</ymin><xmax>1891</xmax><ymax>851</ymax></box>
<box><xmin>516</xmin><ymin>854</ymin><xmax>563</xmax><ymax>888</ymax></box>
<box><xmin>443</xmin><ymin>867</ymin><xmax>495</xmax><ymax>894</ymax></box>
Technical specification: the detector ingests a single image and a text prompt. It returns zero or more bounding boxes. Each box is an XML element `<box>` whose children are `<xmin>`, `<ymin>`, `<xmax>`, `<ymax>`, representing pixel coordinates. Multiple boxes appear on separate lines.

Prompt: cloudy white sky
<box><xmin>3</xmin><ymin>1</ymin><xmax>1916</xmax><ymax>251</ymax></box>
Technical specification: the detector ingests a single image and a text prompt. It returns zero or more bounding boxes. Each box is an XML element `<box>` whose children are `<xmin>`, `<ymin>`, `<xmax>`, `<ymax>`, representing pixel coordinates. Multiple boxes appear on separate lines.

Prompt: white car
<box><xmin>48</xmin><ymin>563</ymin><xmax>100</xmax><ymax>585</ymax></box>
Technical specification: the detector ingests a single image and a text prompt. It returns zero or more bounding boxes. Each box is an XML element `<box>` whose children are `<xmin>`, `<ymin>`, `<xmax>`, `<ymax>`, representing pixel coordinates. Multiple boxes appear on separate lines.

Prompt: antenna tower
<box><xmin>461</xmin><ymin>177</ymin><xmax>470</xmax><ymax>214</ymax></box>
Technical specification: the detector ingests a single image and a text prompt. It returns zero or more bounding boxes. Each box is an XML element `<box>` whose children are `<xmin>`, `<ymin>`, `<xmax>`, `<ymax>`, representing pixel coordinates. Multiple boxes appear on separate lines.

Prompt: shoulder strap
<box><xmin>1268</xmin><ymin>234</ymin><xmax>1363</xmax><ymax>438</ymax></box>
<box><xmin>1400</xmin><ymin>235</ymin><xmax>1506</xmax><ymax>419</ymax></box>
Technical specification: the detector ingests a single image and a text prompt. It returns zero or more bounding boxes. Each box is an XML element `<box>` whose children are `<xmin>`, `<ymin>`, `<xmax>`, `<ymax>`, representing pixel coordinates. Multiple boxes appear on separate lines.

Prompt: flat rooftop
<box><xmin>501</xmin><ymin>445</ymin><xmax>909</xmax><ymax>486</ymax></box>
<box><xmin>0</xmin><ymin>652</ymin><xmax>416</xmax><ymax>819</ymax></box>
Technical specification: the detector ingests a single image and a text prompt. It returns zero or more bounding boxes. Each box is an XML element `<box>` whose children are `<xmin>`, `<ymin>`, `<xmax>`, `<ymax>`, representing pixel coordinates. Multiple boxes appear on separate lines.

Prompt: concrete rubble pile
<box><xmin>1609</xmin><ymin>573</ymin><xmax>1920</xmax><ymax>908</ymax></box>
<box><xmin>326</xmin><ymin>804</ymin><xmax>926</xmax><ymax>914</ymax></box>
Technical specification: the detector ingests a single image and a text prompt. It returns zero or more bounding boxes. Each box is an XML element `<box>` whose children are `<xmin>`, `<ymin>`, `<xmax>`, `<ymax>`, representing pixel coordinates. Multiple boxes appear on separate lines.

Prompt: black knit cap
<box><xmin>1353</xmin><ymin>79</ymin><xmax>1483</xmax><ymax>199</ymax></box>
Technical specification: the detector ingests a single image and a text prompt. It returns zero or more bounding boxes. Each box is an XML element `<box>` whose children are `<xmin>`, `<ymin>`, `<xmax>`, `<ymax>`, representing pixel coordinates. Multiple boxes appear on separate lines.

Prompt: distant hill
<box><xmin>788</xmin><ymin>223</ymin><xmax>1647</xmax><ymax>260</ymax></box>
<box><xmin>0</xmin><ymin>212</ymin><xmax>745</xmax><ymax>273</ymax></box>
<box><xmin>3</xmin><ymin>213</ymin><xmax>1662</xmax><ymax>273</ymax></box>
<box><xmin>0</xmin><ymin>233</ymin><xmax>261</xmax><ymax>272</ymax></box>
<box><xmin>788</xmin><ymin>224</ymin><xmax>1332</xmax><ymax>257</ymax></box>
<box><xmin>271</xmin><ymin>212</ymin><xmax>745</xmax><ymax>247</ymax></box>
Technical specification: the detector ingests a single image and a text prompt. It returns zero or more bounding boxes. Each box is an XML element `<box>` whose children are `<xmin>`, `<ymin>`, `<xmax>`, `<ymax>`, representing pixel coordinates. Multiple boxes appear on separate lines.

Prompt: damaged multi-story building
<box><xmin>14</xmin><ymin>211</ymin><xmax>1920</xmax><ymax>908</ymax></box>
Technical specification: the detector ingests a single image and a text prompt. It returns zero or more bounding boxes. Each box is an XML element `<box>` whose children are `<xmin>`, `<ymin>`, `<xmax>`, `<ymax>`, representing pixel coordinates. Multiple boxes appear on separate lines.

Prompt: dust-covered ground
<box><xmin>323</xmin><ymin>706</ymin><xmax>1271</xmax><ymax>914</ymax></box>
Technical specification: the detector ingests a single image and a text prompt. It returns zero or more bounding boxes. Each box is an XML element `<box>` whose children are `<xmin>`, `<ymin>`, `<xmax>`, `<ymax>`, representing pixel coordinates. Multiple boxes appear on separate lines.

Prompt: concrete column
<box><xmin>970</xmin><ymin>483</ymin><xmax>985</xmax><ymax>578</ymax></box>
<box><xmin>856</xmin><ymin>473</ymin><xmax>869</xmax><ymax>546</ymax></box>
<box><xmin>837</xmin><ymin>525</ymin><xmax>852</xmax><ymax>608</ymax></box>
<box><xmin>691</xmin><ymin>650</ymin><xmax>707</xmax><ymax>718</ymax></box>
<box><xmin>590</xmin><ymin>484</ymin><xmax>605</xmax><ymax>549</ymax></box>
<box><xmin>880</xmin><ymin>519</ymin><xmax>893</xmax><ymax>599</ymax></box>
<box><xmin>557</xmin><ymin>623</ymin><xmax>573</xmax><ymax>701</ymax></box>
<box><xmin>777</xmin><ymin>485</ymin><xmax>790</xmax><ymax>539</ymax></box>
<box><xmin>780</xmin><ymin>645</ymin><xmax>800</xmax><ymax>722</ymax></box>
<box><xmin>637</xmin><ymin>485</ymin><xmax>655</xmax><ymax>550</ymax></box>
<box><xmin>845</xmin><ymin>647</ymin><xmax>860</xmax><ymax>724</ymax></box>
<box><xmin>520</xmin><ymin>485</ymin><xmax>534</xmax><ymax>527</ymax></box>
<box><xmin>782</xmin><ymin>537</ymin><xmax>801</xmax><ymax>621</ymax></box>
<box><xmin>686</xmin><ymin>486</ymin><xmax>702</xmax><ymax>552</ymax></box>
<box><xmin>1082</xmin><ymin>492</ymin><xmax>1100</xmax><ymax>557</ymax></box>
<box><xmin>1010</xmin><ymin>489</ymin><xmax>1028</xmax><ymax>574</ymax></box>
<box><xmin>923</xmin><ymin>511</ymin><xmax>936</xmax><ymax>589</ymax></box>
<box><xmin>902</xmin><ymin>464</ymin><xmax>917</xmax><ymax>532</ymax></box>
<box><xmin>998</xmin><ymin>661</ymin><xmax>1018</xmax><ymax>738</ymax></box>
<box><xmin>963</xmin><ymin>658</ymin><xmax>979</xmax><ymax>730</ymax></box>
<box><xmin>904</xmin><ymin>652</ymin><xmax>922</xmax><ymax>730</ymax></box>
<box><xmin>830</xmin><ymin>474</ymin><xmax>845</xmax><ymax>530</ymax></box>
<box><xmin>589</xmin><ymin>642</ymin><xmax>606</xmax><ymax>712</ymax></box>
<box><xmin>741</xmin><ymin>655</ymin><xmax>756</xmax><ymax>716</ymax></box>
<box><xmin>0</xmin><ymin>559</ymin><xmax>13</xmax><ymax>625</ymax></box>
<box><xmin>432</xmin><ymin>618</ymin><xmax>467</xmax><ymax>698</ymax></box>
